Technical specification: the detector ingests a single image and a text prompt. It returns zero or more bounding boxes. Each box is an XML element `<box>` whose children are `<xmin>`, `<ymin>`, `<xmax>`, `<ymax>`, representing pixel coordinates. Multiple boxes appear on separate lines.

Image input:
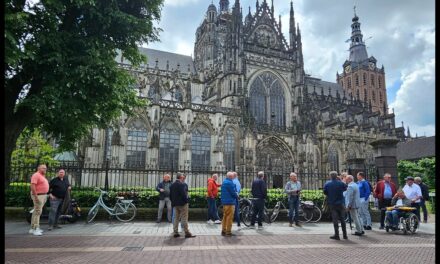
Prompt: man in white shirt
<box><xmin>402</xmin><ymin>176</ymin><xmax>422</xmax><ymax>221</ymax></box>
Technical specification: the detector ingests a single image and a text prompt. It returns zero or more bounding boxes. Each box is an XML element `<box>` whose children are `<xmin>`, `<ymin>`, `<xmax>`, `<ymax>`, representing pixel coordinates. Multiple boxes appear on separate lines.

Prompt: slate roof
<box><xmin>304</xmin><ymin>76</ymin><xmax>345</xmax><ymax>98</ymax></box>
<box><xmin>115</xmin><ymin>47</ymin><xmax>196</xmax><ymax>74</ymax></box>
<box><xmin>396</xmin><ymin>136</ymin><xmax>436</xmax><ymax>161</ymax></box>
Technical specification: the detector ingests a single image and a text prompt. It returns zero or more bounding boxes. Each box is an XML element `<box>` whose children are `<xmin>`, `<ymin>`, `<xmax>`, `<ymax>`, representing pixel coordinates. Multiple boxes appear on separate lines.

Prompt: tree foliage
<box><xmin>4</xmin><ymin>0</ymin><xmax>163</xmax><ymax>180</ymax></box>
<box><xmin>397</xmin><ymin>158</ymin><xmax>435</xmax><ymax>189</ymax></box>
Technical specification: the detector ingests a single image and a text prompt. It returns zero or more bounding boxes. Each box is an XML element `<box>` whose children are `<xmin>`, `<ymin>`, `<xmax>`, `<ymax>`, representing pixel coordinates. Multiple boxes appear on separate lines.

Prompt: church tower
<box><xmin>337</xmin><ymin>8</ymin><xmax>387</xmax><ymax>115</ymax></box>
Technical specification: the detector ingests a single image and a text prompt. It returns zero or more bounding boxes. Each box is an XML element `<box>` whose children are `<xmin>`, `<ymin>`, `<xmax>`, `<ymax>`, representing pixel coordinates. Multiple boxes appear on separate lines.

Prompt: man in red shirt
<box><xmin>206</xmin><ymin>174</ymin><xmax>222</xmax><ymax>224</ymax></box>
<box><xmin>29</xmin><ymin>164</ymin><xmax>49</xmax><ymax>236</ymax></box>
<box><xmin>374</xmin><ymin>173</ymin><xmax>397</xmax><ymax>229</ymax></box>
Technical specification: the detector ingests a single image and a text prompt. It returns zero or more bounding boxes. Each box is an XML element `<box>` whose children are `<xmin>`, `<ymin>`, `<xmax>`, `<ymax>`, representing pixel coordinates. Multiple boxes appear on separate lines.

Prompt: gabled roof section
<box><xmin>305</xmin><ymin>76</ymin><xmax>344</xmax><ymax>98</ymax></box>
<box><xmin>396</xmin><ymin>136</ymin><xmax>436</xmax><ymax>161</ymax></box>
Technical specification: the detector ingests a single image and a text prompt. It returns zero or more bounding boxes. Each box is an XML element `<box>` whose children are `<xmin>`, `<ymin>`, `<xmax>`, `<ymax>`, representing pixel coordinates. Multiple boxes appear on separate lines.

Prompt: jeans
<box><xmin>221</xmin><ymin>205</ymin><xmax>235</xmax><ymax>235</ymax></box>
<box><xmin>348</xmin><ymin>208</ymin><xmax>364</xmax><ymax>233</ymax></box>
<box><xmin>329</xmin><ymin>204</ymin><xmax>347</xmax><ymax>236</ymax></box>
<box><xmin>48</xmin><ymin>197</ymin><xmax>63</xmax><ymax>227</ymax></box>
<box><xmin>233</xmin><ymin>199</ymin><xmax>240</xmax><ymax>225</ymax></box>
<box><xmin>420</xmin><ymin>199</ymin><xmax>428</xmax><ymax>222</ymax></box>
<box><xmin>358</xmin><ymin>199</ymin><xmax>372</xmax><ymax>226</ymax></box>
<box><xmin>173</xmin><ymin>204</ymin><xmax>190</xmax><ymax>234</ymax></box>
<box><xmin>378</xmin><ymin>198</ymin><xmax>392</xmax><ymax>227</ymax></box>
<box><xmin>386</xmin><ymin>210</ymin><xmax>403</xmax><ymax>227</ymax></box>
<box><xmin>31</xmin><ymin>193</ymin><xmax>47</xmax><ymax>229</ymax></box>
<box><xmin>250</xmin><ymin>198</ymin><xmax>265</xmax><ymax>226</ymax></box>
<box><xmin>157</xmin><ymin>197</ymin><xmax>172</xmax><ymax>222</ymax></box>
<box><xmin>207</xmin><ymin>197</ymin><xmax>219</xmax><ymax>221</ymax></box>
<box><xmin>288</xmin><ymin>196</ymin><xmax>300</xmax><ymax>224</ymax></box>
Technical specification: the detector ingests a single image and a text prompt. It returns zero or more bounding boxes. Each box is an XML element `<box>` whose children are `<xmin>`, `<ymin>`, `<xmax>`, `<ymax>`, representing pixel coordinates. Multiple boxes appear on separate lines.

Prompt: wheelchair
<box><xmin>384</xmin><ymin>206</ymin><xmax>419</xmax><ymax>235</ymax></box>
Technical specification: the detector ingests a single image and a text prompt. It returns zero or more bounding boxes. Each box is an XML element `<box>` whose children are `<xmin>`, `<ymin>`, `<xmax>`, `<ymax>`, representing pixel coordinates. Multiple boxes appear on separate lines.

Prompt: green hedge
<box><xmin>5</xmin><ymin>185</ymin><xmax>325</xmax><ymax>209</ymax></box>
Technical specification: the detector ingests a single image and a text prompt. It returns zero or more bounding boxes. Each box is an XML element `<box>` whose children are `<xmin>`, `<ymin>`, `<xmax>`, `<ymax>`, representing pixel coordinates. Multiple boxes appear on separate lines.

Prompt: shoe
<box><xmin>54</xmin><ymin>225</ymin><xmax>62</xmax><ymax>229</ymax></box>
<box><xmin>35</xmin><ymin>228</ymin><xmax>43</xmax><ymax>233</ymax></box>
<box><xmin>214</xmin><ymin>220</ymin><xmax>221</xmax><ymax>224</ymax></box>
<box><xmin>330</xmin><ymin>235</ymin><xmax>340</xmax><ymax>240</ymax></box>
<box><xmin>258</xmin><ymin>225</ymin><xmax>263</xmax><ymax>229</ymax></box>
<box><xmin>33</xmin><ymin>230</ymin><xmax>43</xmax><ymax>236</ymax></box>
<box><xmin>379</xmin><ymin>226</ymin><xmax>384</xmax><ymax>230</ymax></box>
<box><xmin>361</xmin><ymin>231</ymin><xmax>365</xmax><ymax>234</ymax></box>
<box><xmin>366</xmin><ymin>226</ymin><xmax>372</xmax><ymax>230</ymax></box>
<box><xmin>207</xmin><ymin>220</ymin><xmax>214</xmax><ymax>224</ymax></box>
<box><xmin>28</xmin><ymin>228</ymin><xmax>35</xmax><ymax>234</ymax></box>
<box><xmin>173</xmin><ymin>233</ymin><xmax>180</xmax><ymax>238</ymax></box>
<box><xmin>225</xmin><ymin>233</ymin><xmax>236</xmax><ymax>237</ymax></box>
<box><xmin>295</xmin><ymin>222</ymin><xmax>302</xmax><ymax>227</ymax></box>
<box><xmin>423</xmin><ymin>220</ymin><xmax>427</xmax><ymax>223</ymax></box>
<box><xmin>289</xmin><ymin>223</ymin><xmax>293</xmax><ymax>227</ymax></box>
<box><xmin>249</xmin><ymin>225</ymin><xmax>255</xmax><ymax>229</ymax></box>
<box><xmin>363</xmin><ymin>225</ymin><xmax>367</xmax><ymax>230</ymax></box>
<box><xmin>185</xmin><ymin>233</ymin><xmax>196</xmax><ymax>238</ymax></box>
<box><xmin>354</xmin><ymin>232</ymin><xmax>363</xmax><ymax>236</ymax></box>
<box><xmin>343</xmin><ymin>235</ymin><xmax>348</xmax><ymax>239</ymax></box>
<box><xmin>48</xmin><ymin>226</ymin><xmax>53</xmax><ymax>231</ymax></box>
<box><xmin>237</xmin><ymin>224</ymin><xmax>241</xmax><ymax>227</ymax></box>
<box><xmin>221</xmin><ymin>232</ymin><xmax>226</xmax><ymax>236</ymax></box>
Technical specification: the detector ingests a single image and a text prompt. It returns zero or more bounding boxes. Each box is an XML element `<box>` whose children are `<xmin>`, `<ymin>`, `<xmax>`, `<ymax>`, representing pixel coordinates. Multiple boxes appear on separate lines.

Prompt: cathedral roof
<box><xmin>116</xmin><ymin>47</ymin><xmax>196</xmax><ymax>74</ymax></box>
<box><xmin>304</xmin><ymin>76</ymin><xmax>344</xmax><ymax>98</ymax></box>
<box><xmin>396</xmin><ymin>136</ymin><xmax>436</xmax><ymax>161</ymax></box>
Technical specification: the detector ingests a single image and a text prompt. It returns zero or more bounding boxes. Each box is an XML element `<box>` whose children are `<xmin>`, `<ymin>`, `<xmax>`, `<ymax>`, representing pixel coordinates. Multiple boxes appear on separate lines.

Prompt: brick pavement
<box><xmin>5</xmin><ymin>221</ymin><xmax>436</xmax><ymax>264</ymax></box>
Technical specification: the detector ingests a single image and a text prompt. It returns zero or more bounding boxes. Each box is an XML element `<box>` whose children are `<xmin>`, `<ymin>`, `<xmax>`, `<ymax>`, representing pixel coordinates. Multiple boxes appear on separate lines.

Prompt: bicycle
<box><xmin>86</xmin><ymin>188</ymin><xmax>137</xmax><ymax>223</ymax></box>
<box><xmin>270</xmin><ymin>199</ymin><xmax>319</xmax><ymax>223</ymax></box>
<box><xmin>240</xmin><ymin>198</ymin><xmax>271</xmax><ymax>227</ymax></box>
<box><xmin>217</xmin><ymin>197</ymin><xmax>251</xmax><ymax>220</ymax></box>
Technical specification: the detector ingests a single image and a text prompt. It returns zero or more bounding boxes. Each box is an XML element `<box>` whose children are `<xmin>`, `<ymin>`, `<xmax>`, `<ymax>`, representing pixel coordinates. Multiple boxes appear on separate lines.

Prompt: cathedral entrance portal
<box><xmin>256</xmin><ymin>137</ymin><xmax>295</xmax><ymax>188</ymax></box>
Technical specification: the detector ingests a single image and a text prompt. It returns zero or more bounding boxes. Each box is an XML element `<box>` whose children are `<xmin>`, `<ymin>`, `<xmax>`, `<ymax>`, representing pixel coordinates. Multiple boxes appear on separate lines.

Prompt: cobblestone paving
<box><xmin>5</xmin><ymin>221</ymin><xmax>436</xmax><ymax>264</ymax></box>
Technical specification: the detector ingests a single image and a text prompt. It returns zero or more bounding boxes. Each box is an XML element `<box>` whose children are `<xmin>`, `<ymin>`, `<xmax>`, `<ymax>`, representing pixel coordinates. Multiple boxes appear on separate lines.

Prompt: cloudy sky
<box><xmin>146</xmin><ymin>0</ymin><xmax>435</xmax><ymax>137</ymax></box>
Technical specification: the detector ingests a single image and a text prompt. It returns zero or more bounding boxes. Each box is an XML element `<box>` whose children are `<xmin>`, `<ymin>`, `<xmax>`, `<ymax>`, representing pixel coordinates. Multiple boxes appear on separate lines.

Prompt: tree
<box><xmin>5</xmin><ymin>0</ymin><xmax>163</xmax><ymax>184</ymax></box>
<box><xmin>397</xmin><ymin>158</ymin><xmax>435</xmax><ymax>189</ymax></box>
<box><xmin>10</xmin><ymin>128</ymin><xmax>60</xmax><ymax>183</ymax></box>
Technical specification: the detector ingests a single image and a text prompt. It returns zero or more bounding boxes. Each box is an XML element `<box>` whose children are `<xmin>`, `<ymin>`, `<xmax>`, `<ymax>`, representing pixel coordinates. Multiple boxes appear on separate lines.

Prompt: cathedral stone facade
<box><xmin>77</xmin><ymin>0</ymin><xmax>403</xmax><ymax>187</ymax></box>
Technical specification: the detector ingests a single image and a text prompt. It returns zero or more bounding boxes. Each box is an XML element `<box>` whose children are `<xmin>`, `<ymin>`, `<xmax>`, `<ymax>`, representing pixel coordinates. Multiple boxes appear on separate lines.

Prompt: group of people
<box><xmin>325</xmin><ymin>171</ymin><xmax>429</xmax><ymax>240</ymax></box>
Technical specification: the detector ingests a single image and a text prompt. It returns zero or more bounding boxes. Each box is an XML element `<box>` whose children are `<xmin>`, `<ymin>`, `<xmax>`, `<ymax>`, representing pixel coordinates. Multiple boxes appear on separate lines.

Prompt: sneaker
<box><xmin>365</xmin><ymin>226</ymin><xmax>372</xmax><ymax>230</ymax></box>
<box><xmin>361</xmin><ymin>231</ymin><xmax>365</xmax><ymax>235</ymax></box>
<box><xmin>221</xmin><ymin>232</ymin><xmax>226</xmax><ymax>236</ymax></box>
<box><xmin>289</xmin><ymin>223</ymin><xmax>293</xmax><ymax>227</ymax></box>
<box><xmin>28</xmin><ymin>228</ymin><xmax>35</xmax><ymax>234</ymax></box>
<box><xmin>329</xmin><ymin>235</ymin><xmax>340</xmax><ymax>240</ymax></box>
<box><xmin>35</xmin><ymin>228</ymin><xmax>43</xmax><ymax>233</ymax></box>
<box><xmin>295</xmin><ymin>222</ymin><xmax>302</xmax><ymax>227</ymax></box>
<box><xmin>185</xmin><ymin>233</ymin><xmax>196</xmax><ymax>238</ymax></box>
<box><xmin>214</xmin><ymin>220</ymin><xmax>221</xmax><ymax>224</ymax></box>
<box><xmin>173</xmin><ymin>233</ymin><xmax>180</xmax><ymax>238</ymax></box>
<box><xmin>343</xmin><ymin>234</ymin><xmax>348</xmax><ymax>239</ymax></box>
<box><xmin>33</xmin><ymin>230</ymin><xmax>43</xmax><ymax>236</ymax></box>
<box><xmin>207</xmin><ymin>220</ymin><xmax>214</xmax><ymax>224</ymax></box>
<box><xmin>354</xmin><ymin>232</ymin><xmax>363</xmax><ymax>236</ymax></box>
<box><xmin>225</xmin><ymin>233</ymin><xmax>236</xmax><ymax>237</ymax></box>
<box><xmin>237</xmin><ymin>223</ymin><xmax>241</xmax><ymax>227</ymax></box>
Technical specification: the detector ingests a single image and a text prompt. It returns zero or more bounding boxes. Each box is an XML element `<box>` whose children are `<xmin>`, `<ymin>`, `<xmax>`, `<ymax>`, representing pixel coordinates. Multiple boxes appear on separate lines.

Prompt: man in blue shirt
<box><xmin>232</xmin><ymin>171</ymin><xmax>241</xmax><ymax>227</ymax></box>
<box><xmin>324</xmin><ymin>171</ymin><xmax>348</xmax><ymax>240</ymax></box>
<box><xmin>357</xmin><ymin>172</ymin><xmax>372</xmax><ymax>230</ymax></box>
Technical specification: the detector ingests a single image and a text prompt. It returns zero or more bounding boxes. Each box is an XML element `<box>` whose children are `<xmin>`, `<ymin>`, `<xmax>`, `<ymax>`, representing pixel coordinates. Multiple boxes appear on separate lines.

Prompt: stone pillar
<box><xmin>370</xmin><ymin>139</ymin><xmax>399</xmax><ymax>187</ymax></box>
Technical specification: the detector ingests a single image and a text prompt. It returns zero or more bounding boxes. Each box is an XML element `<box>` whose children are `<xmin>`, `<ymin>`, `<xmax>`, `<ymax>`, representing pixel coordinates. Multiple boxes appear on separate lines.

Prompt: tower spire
<box><xmin>219</xmin><ymin>0</ymin><xmax>229</xmax><ymax>12</ymax></box>
<box><xmin>348</xmin><ymin>8</ymin><xmax>368</xmax><ymax>62</ymax></box>
<box><xmin>289</xmin><ymin>1</ymin><xmax>296</xmax><ymax>50</ymax></box>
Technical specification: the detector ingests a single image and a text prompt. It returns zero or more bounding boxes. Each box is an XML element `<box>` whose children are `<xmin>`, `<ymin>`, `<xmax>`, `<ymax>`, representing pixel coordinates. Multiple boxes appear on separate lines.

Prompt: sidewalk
<box><xmin>5</xmin><ymin>219</ymin><xmax>435</xmax><ymax>236</ymax></box>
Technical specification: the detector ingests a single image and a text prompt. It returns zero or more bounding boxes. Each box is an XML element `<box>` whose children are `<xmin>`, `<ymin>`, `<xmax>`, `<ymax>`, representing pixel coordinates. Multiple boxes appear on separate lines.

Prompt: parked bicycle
<box><xmin>270</xmin><ymin>199</ymin><xmax>321</xmax><ymax>223</ymax></box>
<box><xmin>86</xmin><ymin>188</ymin><xmax>137</xmax><ymax>223</ymax></box>
<box><xmin>240</xmin><ymin>198</ymin><xmax>271</xmax><ymax>226</ymax></box>
<box><xmin>217</xmin><ymin>197</ymin><xmax>251</xmax><ymax>220</ymax></box>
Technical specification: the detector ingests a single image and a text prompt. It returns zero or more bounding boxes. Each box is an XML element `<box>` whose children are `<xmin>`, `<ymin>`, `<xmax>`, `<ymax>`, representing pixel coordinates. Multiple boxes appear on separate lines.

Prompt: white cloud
<box><xmin>164</xmin><ymin>0</ymin><xmax>200</xmax><ymax>7</ymax></box>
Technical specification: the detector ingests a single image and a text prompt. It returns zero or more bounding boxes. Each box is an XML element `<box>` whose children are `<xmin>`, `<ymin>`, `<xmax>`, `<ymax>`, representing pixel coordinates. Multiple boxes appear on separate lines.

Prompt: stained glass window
<box><xmin>224</xmin><ymin>128</ymin><xmax>235</xmax><ymax>170</ymax></box>
<box><xmin>159</xmin><ymin>121</ymin><xmax>180</xmax><ymax>170</ymax></box>
<box><xmin>270</xmin><ymin>81</ymin><xmax>285</xmax><ymax>127</ymax></box>
<box><xmin>250</xmin><ymin>78</ymin><xmax>267</xmax><ymax>124</ymax></box>
<box><xmin>192</xmin><ymin>125</ymin><xmax>211</xmax><ymax>170</ymax></box>
<box><xmin>126</xmin><ymin>120</ymin><xmax>148</xmax><ymax>168</ymax></box>
<box><xmin>328</xmin><ymin>145</ymin><xmax>339</xmax><ymax>172</ymax></box>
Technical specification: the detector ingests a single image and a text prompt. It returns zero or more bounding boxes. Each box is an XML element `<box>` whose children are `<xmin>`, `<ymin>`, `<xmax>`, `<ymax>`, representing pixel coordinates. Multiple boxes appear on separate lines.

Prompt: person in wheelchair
<box><xmin>385</xmin><ymin>191</ymin><xmax>412</xmax><ymax>230</ymax></box>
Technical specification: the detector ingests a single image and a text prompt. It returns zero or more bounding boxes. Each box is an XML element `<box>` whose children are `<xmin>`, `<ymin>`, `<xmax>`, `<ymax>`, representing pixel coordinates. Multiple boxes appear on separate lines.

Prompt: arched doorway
<box><xmin>255</xmin><ymin>136</ymin><xmax>294</xmax><ymax>189</ymax></box>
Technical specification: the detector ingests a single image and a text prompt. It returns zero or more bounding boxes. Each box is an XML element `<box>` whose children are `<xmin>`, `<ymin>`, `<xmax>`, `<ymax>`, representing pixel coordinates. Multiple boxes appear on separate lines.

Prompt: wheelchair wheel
<box><xmin>408</xmin><ymin>214</ymin><xmax>419</xmax><ymax>234</ymax></box>
<box><xmin>399</xmin><ymin>217</ymin><xmax>407</xmax><ymax>235</ymax></box>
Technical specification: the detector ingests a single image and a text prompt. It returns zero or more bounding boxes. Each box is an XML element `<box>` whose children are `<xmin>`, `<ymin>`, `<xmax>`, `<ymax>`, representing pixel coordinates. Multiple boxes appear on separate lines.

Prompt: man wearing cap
<box><xmin>402</xmin><ymin>177</ymin><xmax>422</xmax><ymax>221</ymax></box>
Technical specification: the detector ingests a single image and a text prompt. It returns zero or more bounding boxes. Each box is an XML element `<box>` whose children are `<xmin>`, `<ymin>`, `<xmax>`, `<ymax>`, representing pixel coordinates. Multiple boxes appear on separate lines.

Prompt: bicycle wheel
<box><xmin>263</xmin><ymin>206</ymin><xmax>271</xmax><ymax>224</ymax></box>
<box><xmin>309</xmin><ymin>206</ymin><xmax>323</xmax><ymax>223</ymax></box>
<box><xmin>270</xmin><ymin>203</ymin><xmax>280</xmax><ymax>223</ymax></box>
<box><xmin>241</xmin><ymin>205</ymin><xmax>252</xmax><ymax>227</ymax></box>
<box><xmin>115</xmin><ymin>202</ymin><xmax>137</xmax><ymax>222</ymax></box>
<box><xmin>302</xmin><ymin>207</ymin><xmax>314</xmax><ymax>222</ymax></box>
<box><xmin>86</xmin><ymin>204</ymin><xmax>100</xmax><ymax>223</ymax></box>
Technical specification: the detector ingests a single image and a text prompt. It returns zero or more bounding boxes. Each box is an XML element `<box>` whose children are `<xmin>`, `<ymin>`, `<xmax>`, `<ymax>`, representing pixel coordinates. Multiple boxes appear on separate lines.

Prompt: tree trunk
<box><xmin>4</xmin><ymin>118</ymin><xmax>28</xmax><ymax>187</ymax></box>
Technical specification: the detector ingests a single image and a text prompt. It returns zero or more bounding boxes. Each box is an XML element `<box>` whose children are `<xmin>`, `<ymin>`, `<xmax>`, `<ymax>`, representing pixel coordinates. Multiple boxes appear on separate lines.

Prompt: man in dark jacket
<box><xmin>415</xmin><ymin>177</ymin><xmax>430</xmax><ymax>223</ymax></box>
<box><xmin>250</xmin><ymin>171</ymin><xmax>267</xmax><ymax>228</ymax></box>
<box><xmin>48</xmin><ymin>169</ymin><xmax>71</xmax><ymax>230</ymax></box>
<box><xmin>221</xmin><ymin>171</ymin><xmax>238</xmax><ymax>236</ymax></box>
<box><xmin>169</xmin><ymin>172</ymin><xmax>195</xmax><ymax>238</ymax></box>
<box><xmin>374</xmin><ymin>173</ymin><xmax>397</xmax><ymax>229</ymax></box>
<box><xmin>156</xmin><ymin>174</ymin><xmax>172</xmax><ymax>223</ymax></box>
<box><xmin>324</xmin><ymin>171</ymin><xmax>348</xmax><ymax>240</ymax></box>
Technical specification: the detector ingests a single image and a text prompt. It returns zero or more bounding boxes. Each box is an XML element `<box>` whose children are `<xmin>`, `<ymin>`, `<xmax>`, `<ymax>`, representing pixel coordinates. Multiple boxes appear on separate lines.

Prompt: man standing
<box><xmin>345</xmin><ymin>175</ymin><xmax>364</xmax><ymax>236</ymax></box>
<box><xmin>169</xmin><ymin>172</ymin><xmax>195</xmax><ymax>238</ymax></box>
<box><xmin>29</xmin><ymin>164</ymin><xmax>49</xmax><ymax>236</ymax></box>
<box><xmin>374</xmin><ymin>173</ymin><xmax>397</xmax><ymax>229</ymax></box>
<box><xmin>250</xmin><ymin>171</ymin><xmax>267</xmax><ymax>229</ymax></box>
<box><xmin>357</xmin><ymin>172</ymin><xmax>372</xmax><ymax>230</ymax></box>
<box><xmin>232</xmin><ymin>171</ymin><xmax>241</xmax><ymax>227</ymax></box>
<box><xmin>156</xmin><ymin>174</ymin><xmax>172</xmax><ymax>223</ymax></box>
<box><xmin>284</xmin><ymin>172</ymin><xmax>302</xmax><ymax>227</ymax></box>
<box><xmin>220</xmin><ymin>172</ymin><xmax>238</xmax><ymax>236</ymax></box>
<box><xmin>48</xmin><ymin>169</ymin><xmax>71</xmax><ymax>230</ymax></box>
<box><xmin>323</xmin><ymin>171</ymin><xmax>348</xmax><ymax>240</ymax></box>
<box><xmin>206</xmin><ymin>174</ymin><xmax>221</xmax><ymax>224</ymax></box>
<box><xmin>402</xmin><ymin>176</ymin><xmax>422</xmax><ymax>221</ymax></box>
<box><xmin>414</xmin><ymin>176</ymin><xmax>430</xmax><ymax>223</ymax></box>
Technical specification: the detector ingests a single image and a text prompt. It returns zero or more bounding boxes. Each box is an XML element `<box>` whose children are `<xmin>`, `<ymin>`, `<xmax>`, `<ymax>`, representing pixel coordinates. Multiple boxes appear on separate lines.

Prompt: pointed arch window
<box><xmin>224</xmin><ymin>128</ymin><xmax>236</xmax><ymax>170</ymax></box>
<box><xmin>126</xmin><ymin>120</ymin><xmax>148</xmax><ymax>168</ymax></box>
<box><xmin>328</xmin><ymin>145</ymin><xmax>339</xmax><ymax>172</ymax></box>
<box><xmin>159</xmin><ymin>121</ymin><xmax>181</xmax><ymax>170</ymax></box>
<box><xmin>250</xmin><ymin>77</ymin><xmax>267</xmax><ymax>124</ymax></box>
<box><xmin>192</xmin><ymin>125</ymin><xmax>211</xmax><ymax>170</ymax></box>
<box><xmin>270</xmin><ymin>81</ymin><xmax>286</xmax><ymax>127</ymax></box>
